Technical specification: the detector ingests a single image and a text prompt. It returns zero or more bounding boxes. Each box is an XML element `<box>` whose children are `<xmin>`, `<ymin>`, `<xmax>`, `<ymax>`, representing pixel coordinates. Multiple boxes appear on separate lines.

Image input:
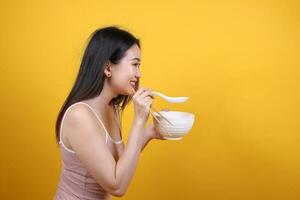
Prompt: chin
<box><xmin>118</xmin><ymin>87</ymin><xmax>134</xmax><ymax>96</ymax></box>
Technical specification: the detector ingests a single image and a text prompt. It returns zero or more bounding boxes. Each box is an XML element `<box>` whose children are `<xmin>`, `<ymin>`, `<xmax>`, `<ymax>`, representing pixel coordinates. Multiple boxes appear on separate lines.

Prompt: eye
<box><xmin>133</xmin><ymin>63</ymin><xmax>140</xmax><ymax>67</ymax></box>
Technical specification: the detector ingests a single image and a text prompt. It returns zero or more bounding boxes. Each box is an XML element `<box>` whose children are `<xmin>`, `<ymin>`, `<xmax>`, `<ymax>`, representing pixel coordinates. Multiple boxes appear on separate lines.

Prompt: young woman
<box><xmin>53</xmin><ymin>26</ymin><xmax>166</xmax><ymax>199</ymax></box>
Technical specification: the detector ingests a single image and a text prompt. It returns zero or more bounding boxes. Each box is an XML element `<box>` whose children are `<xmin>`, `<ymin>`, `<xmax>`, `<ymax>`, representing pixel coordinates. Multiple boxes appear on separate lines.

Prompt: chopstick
<box><xmin>131</xmin><ymin>87</ymin><xmax>174</xmax><ymax>126</ymax></box>
<box><xmin>150</xmin><ymin>109</ymin><xmax>172</xmax><ymax>136</ymax></box>
<box><xmin>150</xmin><ymin>109</ymin><xmax>161</xmax><ymax>123</ymax></box>
<box><xmin>150</xmin><ymin>106</ymin><xmax>174</xmax><ymax>126</ymax></box>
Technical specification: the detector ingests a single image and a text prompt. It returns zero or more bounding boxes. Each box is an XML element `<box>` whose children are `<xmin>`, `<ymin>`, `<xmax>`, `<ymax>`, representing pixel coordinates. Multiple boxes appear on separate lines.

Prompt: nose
<box><xmin>136</xmin><ymin>67</ymin><xmax>141</xmax><ymax>78</ymax></box>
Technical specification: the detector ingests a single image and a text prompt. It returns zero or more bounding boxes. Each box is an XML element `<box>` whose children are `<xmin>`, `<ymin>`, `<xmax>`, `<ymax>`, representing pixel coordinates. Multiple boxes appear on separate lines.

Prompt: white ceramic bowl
<box><xmin>161</xmin><ymin>124</ymin><xmax>194</xmax><ymax>129</ymax></box>
<box><xmin>153</xmin><ymin>111</ymin><xmax>195</xmax><ymax>140</ymax></box>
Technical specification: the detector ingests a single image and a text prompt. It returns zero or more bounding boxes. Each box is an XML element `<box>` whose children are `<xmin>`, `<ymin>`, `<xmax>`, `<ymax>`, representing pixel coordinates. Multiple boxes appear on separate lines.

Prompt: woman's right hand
<box><xmin>132</xmin><ymin>87</ymin><xmax>154</xmax><ymax>124</ymax></box>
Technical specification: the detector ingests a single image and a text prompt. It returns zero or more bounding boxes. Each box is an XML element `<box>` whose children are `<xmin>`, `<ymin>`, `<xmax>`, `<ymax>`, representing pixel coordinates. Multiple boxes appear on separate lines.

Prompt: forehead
<box><xmin>124</xmin><ymin>44</ymin><xmax>141</xmax><ymax>60</ymax></box>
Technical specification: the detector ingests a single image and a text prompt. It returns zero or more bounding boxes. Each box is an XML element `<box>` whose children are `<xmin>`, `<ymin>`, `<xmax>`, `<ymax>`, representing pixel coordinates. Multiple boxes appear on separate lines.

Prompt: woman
<box><xmin>54</xmin><ymin>26</ymin><xmax>166</xmax><ymax>199</ymax></box>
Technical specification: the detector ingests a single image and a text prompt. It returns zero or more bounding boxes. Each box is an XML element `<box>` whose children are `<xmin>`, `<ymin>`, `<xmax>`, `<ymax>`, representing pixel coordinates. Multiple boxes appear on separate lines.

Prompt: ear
<box><xmin>104</xmin><ymin>60</ymin><xmax>112</xmax><ymax>77</ymax></box>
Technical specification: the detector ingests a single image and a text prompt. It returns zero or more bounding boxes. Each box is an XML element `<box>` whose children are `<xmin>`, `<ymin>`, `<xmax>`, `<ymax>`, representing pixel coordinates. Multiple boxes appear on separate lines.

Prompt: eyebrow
<box><xmin>130</xmin><ymin>58</ymin><xmax>141</xmax><ymax>61</ymax></box>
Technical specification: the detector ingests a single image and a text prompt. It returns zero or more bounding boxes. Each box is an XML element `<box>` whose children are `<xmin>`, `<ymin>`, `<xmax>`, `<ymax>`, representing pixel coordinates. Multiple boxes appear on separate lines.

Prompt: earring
<box><xmin>107</xmin><ymin>73</ymin><xmax>111</xmax><ymax>77</ymax></box>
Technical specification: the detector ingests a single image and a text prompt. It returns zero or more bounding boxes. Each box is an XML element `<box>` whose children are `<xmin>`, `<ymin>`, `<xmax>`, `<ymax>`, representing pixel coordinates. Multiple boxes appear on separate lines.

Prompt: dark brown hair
<box><xmin>55</xmin><ymin>26</ymin><xmax>141</xmax><ymax>144</ymax></box>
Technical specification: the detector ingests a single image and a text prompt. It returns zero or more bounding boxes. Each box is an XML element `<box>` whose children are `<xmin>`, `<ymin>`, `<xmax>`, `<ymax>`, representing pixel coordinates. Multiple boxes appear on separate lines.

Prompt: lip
<box><xmin>130</xmin><ymin>81</ymin><xmax>136</xmax><ymax>86</ymax></box>
<box><xmin>130</xmin><ymin>79</ymin><xmax>137</xmax><ymax>83</ymax></box>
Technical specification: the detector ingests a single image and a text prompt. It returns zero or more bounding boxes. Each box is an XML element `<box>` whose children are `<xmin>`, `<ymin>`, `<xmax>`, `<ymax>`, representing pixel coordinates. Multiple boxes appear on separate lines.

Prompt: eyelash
<box><xmin>133</xmin><ymin>63</ymin><xmax>140</xmax><ymax>67</ymax></box>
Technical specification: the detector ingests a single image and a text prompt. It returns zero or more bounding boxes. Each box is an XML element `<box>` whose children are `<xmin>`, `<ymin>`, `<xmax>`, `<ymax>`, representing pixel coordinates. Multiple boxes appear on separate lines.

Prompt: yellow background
<box><xmin>0</xmin><ymin>0</ymin><xmax>299</xmax><ymax>199</ymax></box>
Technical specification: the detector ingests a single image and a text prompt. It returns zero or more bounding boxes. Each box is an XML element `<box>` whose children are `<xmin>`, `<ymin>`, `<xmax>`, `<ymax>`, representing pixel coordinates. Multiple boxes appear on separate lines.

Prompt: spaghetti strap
<box><xmin>59</xmin><ymin>102</ymin><xmax>123</xmax><ymax>150</ymax></box>
<box><xmin>75</xmin><ymin>102</ymin><xmax>110</xmax><ymax>143</ymax></box>
<box><xmin>59</xmin><ymin>102</ymin><xmax>89</xmax><ymax>153</ymax></box>
<box><xmin>80</xmin><ymin>102</ymin><xmax>123</xmax><ymax>144</ymax></box>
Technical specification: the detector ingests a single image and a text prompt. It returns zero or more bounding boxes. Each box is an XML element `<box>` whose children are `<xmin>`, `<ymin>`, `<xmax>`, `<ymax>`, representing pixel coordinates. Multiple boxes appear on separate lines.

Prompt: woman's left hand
<box><xmin>145</xmin><ymin>121</ymin><xmax>166</xmax><ymax>140</ymax></box>
<box><xmin>145</xmin><ymin>109</ymin><xmax>170</xmax><ymax>140</ymax></box>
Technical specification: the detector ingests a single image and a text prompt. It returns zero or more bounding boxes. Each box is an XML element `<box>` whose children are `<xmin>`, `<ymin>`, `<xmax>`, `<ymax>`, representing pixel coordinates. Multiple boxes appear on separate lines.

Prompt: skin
<box><xmin>60</xmin><ymin>44</ymin><xmax>166</xmax><ymax>198</ymax></box>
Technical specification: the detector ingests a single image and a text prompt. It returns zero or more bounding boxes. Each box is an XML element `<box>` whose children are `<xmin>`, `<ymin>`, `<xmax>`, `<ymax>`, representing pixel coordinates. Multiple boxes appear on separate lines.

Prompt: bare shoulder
<box><xmin>61</xmin><ymin>103</ymin><xmax>107</xmax><ymax>151</ymax></box>
<box><xmin>62</xmin><ymin>103</ymin><xmax>96</xmax><ymax>131</ymax></box>
<box><xmin>66</xmin><ymin>103</ymin><xmax>94</xmax><ymax>122</ymax></box>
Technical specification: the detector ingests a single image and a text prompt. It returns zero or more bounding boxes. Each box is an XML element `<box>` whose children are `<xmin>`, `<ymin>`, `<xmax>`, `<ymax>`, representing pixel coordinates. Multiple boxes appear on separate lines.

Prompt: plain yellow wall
<box><xmin>0</xmin><ymin>0</ymin><xmax>299</xmax><ymax>199</ymax></box>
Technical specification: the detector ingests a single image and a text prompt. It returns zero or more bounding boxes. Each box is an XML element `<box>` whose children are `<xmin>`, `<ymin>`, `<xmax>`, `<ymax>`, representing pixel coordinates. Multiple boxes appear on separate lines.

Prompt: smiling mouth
<box><xmin>130</xmin><ymin>81</ymin><xmax>136</xmax><ymax>86</ymax></box>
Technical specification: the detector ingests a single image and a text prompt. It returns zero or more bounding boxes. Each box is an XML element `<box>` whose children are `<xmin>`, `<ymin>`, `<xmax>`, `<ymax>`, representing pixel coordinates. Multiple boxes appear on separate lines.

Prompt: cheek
<box><xmin>113</xmin><ymin>75</ymin><xmax>128</xmax><ymax>85</ymax></box>
<box><xmin>111</xmin><ymin>74</ymin><xmax>133</xmax><ymax>95</ymax></box>
<box><xmin>112</xmin><ymin>70</ymin><xmax>131</xmax><ymax>87</ymax></box>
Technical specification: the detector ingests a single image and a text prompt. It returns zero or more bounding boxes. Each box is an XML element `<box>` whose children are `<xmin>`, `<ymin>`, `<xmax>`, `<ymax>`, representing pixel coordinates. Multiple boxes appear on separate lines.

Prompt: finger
<box><xmin>145</xmin><ymin>88</ymin><xmax>154</xmax><ymax>98</ymax></box>
<box><xmin>140</xmin><ymin>97</ymin><xmax>152</xmax><ymax>107</ymax></box>
<box><xmin>134</xmin><ymin>88</ymin><xmax>150</xmax><ymax>100</ymax></box>
<box><xmin>139</xmin><ymin>90</ymin><xmax>154</xmax><ymax>99</ymax></box>
<box><xmin>146</xmin><ymin>99</ymin><xmax>153</xmax><ymax>108</ymax></box>
<box><xmin>133</xmin><ymin>87</ymin><xmax>146</xmax><ymax>99</ymax></box>
<box><xmin>145</xmin><ymin>96</ymin><xmax>152</xmax><ymax>102</ymax></box>
<box><xmin>145</xmin><ymin>101</ymin><xmax>152</xmax><ymax>110</ymax></box>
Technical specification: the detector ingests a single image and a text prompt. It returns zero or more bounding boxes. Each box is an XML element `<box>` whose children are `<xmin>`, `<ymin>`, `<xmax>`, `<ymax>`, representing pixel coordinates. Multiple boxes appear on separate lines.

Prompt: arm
<box><xmin>140</xmin><ymin>121</ymin><xmax>165</xmax><ymax>152</ymax></box>
<box><xmin>65</xmin><ymin>105</ymin><xmax>146</xmax><ymax>197</ymax></box>
<box><xmin>140</xmin><ymin>129</ymin><xmax>153</xmax><ymax>152</ymax></box>
<box><xmin>115</xmin><ymin>118</ymin><xmax>145</xmax><ymax>195</ymax></box>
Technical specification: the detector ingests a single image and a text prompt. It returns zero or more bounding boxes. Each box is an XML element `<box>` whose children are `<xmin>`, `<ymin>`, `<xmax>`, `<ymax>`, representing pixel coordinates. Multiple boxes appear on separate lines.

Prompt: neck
<box><xmin>85</xmin><ymin>79</ymin><xmax>119</xmax><ymax>111</ymax></box>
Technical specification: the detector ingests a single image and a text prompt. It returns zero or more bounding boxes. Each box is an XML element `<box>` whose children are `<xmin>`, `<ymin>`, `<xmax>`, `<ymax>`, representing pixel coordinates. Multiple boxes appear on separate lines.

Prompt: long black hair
<box><xmin>55</xmin><ymin>26</ymin><xmax>141</xmax><ymax>144</ymax></box>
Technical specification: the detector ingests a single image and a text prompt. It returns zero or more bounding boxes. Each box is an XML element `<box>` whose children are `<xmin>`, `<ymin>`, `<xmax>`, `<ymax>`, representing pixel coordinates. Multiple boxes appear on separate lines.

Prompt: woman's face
<box><xmin>109</xmin><ymin>44</ymin><xmax>141</xmax><ymax>95</ymax></box>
